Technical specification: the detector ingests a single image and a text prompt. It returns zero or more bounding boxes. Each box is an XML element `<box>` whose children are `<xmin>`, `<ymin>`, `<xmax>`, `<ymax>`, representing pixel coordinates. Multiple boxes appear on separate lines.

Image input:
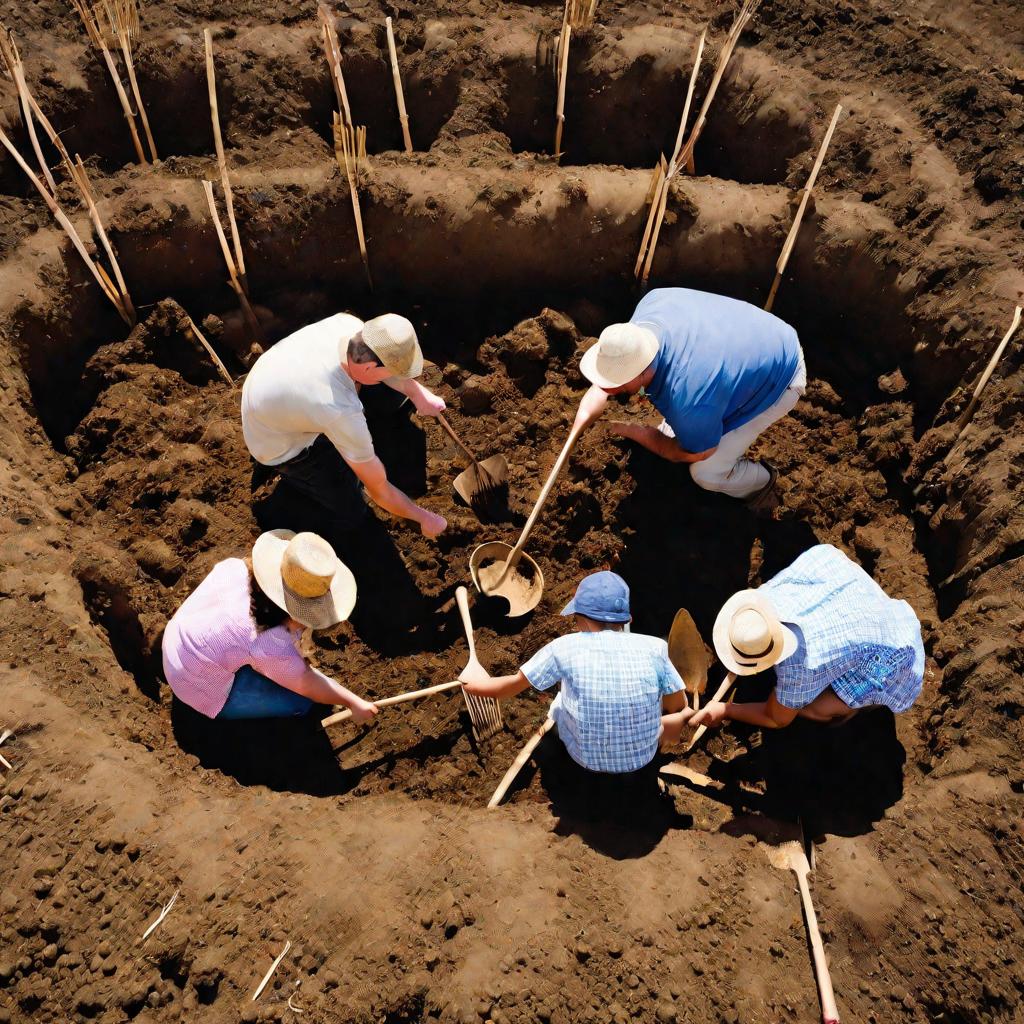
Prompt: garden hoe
<box><xmin>470</xmin><ymin>419</ymin><xmax>585</xmax><ymax>617</ymax></box>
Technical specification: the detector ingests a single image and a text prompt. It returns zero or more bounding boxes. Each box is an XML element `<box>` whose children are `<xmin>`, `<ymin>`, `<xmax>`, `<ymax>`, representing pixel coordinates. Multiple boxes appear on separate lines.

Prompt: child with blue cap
<box><xmin>462</xmin><ymin>570</ymin><xmax>688</xmax><ymax>776</ymax></box>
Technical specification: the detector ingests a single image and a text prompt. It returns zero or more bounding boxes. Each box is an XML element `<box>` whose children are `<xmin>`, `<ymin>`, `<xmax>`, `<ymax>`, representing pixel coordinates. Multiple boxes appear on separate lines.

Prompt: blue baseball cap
<box><xmin>560</xmin><ymin>571</ymin><xmax>631</xmax><ymax>624</ymax></box>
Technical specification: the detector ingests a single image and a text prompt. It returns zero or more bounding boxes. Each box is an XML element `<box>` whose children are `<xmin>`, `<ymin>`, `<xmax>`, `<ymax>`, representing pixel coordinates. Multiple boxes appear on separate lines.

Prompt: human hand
<box><xmin>350</xmin><ymin>699</ymin><xmax>379</xmax><ymax>724</ymax></box>
<box><xmin>411</xmin><ymin>387</ymin><xmax>446</xmax><ymax>417</ymax></box>
<box><xmin>459</xmin><ymin>663</ymin><xmax>492</xmax><ymax>693</ymax></box>
<box><xmin>689</xmin><ymin>701</ymin><xmax>728</xmax><ymax>728</ymax></box>
<box><xmin>418</xmin><ymin>509</ymin><xmax>448</xmax><ymax>539</ymax></box>
<box><xmin>573</xmin><ymin>385</ymin><xmax>609</xmax><ymax>430</ymax></box>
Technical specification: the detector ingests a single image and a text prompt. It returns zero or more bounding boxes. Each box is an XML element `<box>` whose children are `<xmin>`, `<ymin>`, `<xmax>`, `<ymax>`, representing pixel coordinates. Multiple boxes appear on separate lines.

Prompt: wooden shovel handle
<box><xmin>796</xmin><ymin>870</ymin><xmax>840</xmax><ymax>1022</ymax></box>
<box><xmin>455</xmin><ymin>586</ymin><xmax>477</xmax><ymax>661</ymax></box>
<box><xmin>321</xmin><ymin>679</ymin><xmax>462</xmax><ymax>727</ymax></box>
<box><xmin>503</xmin><ymin>420</ymin><xmax>585</xmax><ymax>576</ymax></box>
<box><xmin>437</xmin><ymin>414</ymin><xmax>481</xmax><ymax>468</ymax></box>
<box><xmin>685</xmin><ymin>672</ymin><xmax>736</xmax><ymax>751</ymax></box>
<box><xmin>488</xmin><ymin>717</ymin><xmax>555</xmax><ymax>808</ymax></box>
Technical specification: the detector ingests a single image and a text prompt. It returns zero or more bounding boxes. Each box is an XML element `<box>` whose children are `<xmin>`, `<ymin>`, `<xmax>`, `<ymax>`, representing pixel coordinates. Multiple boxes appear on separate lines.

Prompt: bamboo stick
<box><xmin>332</xmin><ymin>113</ymin><xmax>373</xmax><ymax>289</ymax></box>
<box><xmin>321</xmin><ymin>679</ymin><xmax>462</xmax><ymax>728</ymax></box>
<box><xmin>318</xmin><ymin>3</ymin><xmax>352</xmax><ymax>125</ymax></box>
<box><xmin>956</xmin><ymin>305</ymin><xmax>1024</xmax><ymax>433</ymax></box>
<box><xmin>201</xmin><ymin>179</ymin><xmax>262</xmax><ymax>336</ymax></box>
<box><xmin>0</xmin><ymin>28</ymin><xmax>57</xmax><ymax>194</ymax></box>
<box><xmin>669</xmin><ymin>28</ymin><xmax>706</xmax><ymax>169</ymax></box>
<box><xmin>203</xmin><ymin>29</ymin><xmax>246</xmax><ymax>286</ymax></box>
<box><xmin>384</xmin><ymin>18</ymin><xmax>413</xmax><ymax>153</ymax></box>
<box><xmin>0</xmin><ymin>125</ymin><xmax>130</xmax><ymax>322</ymax></box>
<box><xmin>70</xmin><ymin>0</ymin><xmax>147</xmax><ymax>163</ymax></box>
<box><xmin>553</xmin><ymin>22</ymin><xmax>571</xmax><ymax>159</ymax></box>
<box><xmin>70</xmin><ymin>155</ymin><xmax>136</xmax><ymax>323</ymax></box>
<box><xmin>764</xmin><ymin>103</ymin><xmax>842</xmax><ymax>312</ymax></box>
<box><xmin>182</xmin><ymin>313</ymin><xmax>234</xmax><ymax>387</ymax></box>
<box><xmin>110</xmin><ymin>2</ymin><xmax>158</xmax><ymax>162</ymax></box>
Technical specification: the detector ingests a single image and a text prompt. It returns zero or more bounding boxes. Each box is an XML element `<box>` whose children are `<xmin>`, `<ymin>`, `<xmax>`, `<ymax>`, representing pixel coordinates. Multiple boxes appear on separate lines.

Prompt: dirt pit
<box><xmin>2</xmin><ymin>0</ymin><xmax>1024</xmax><ymax>1022</ymax></box>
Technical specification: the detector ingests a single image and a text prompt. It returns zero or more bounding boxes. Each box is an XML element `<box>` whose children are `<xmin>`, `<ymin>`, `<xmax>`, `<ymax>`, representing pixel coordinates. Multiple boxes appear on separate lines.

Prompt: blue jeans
<box><xmin>217</xmin><ymin>665</ymin><xmax>313</xmax><ymax>720</ymax></box>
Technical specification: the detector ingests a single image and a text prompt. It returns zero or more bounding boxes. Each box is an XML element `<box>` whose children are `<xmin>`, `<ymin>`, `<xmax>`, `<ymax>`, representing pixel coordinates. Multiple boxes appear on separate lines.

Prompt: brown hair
<box><xmin>347</xmin><ymin>332</ymin><xmax>382</xmax><ymax>366</ymax></box>
<box><xmin>244</xmin><ymin>557</ymin><xmax>289</xmax><ymax>632</ymax></box>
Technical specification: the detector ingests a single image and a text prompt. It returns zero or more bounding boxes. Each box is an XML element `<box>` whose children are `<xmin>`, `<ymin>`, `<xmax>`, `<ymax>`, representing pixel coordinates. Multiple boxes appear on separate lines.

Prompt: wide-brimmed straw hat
<box><xmin>579</xmin><ymin>323</ymin><xmax>660</xmax><ymax>389</ymax></box>
<box><xmin>713</xmin><ymin>589</ymin><xmax>799</xmax><ymax>676</ymax></box>
<box><xmin>362</xmin><ymin>313</ymin><xmax>424</xmax><ymax>379</ymax></box>
<box><xmin>251</xmin><ymin>530</ymin><xmax>357</xmax><ymax>630</ymax></box>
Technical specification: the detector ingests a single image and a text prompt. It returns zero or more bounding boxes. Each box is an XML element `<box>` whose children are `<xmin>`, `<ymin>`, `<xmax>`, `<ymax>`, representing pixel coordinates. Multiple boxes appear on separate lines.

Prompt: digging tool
<box><xmin>668</xmin><ymin>608</ymin><xmax>708</xmax><ymax>709</ymax></box>
<box><xmin>764</xmin><ymin>103</ymin><xmax>843</xmax><ymax>313</ymax></box>
<box><xmin>488</xmin><ymin>717</ymin><xmax>554</xmax><ymax>808</ymax></box>
<box><xmin>771</xmin><ymin>826</ymin><xmax>840</xmax><ymax>1024</ymax></box>
<box><xmin>320</xmin><ymin>679</ymin><xmax>463</xmax><ymax>728</ymax></box>
<box><xmin>469</xmin><ymin>419</ymin><xmax>585</xmax><ymax>617</ymax></box>
<box><xmin>455</xmin><ymin>586</ymin><xmax>503</xmax><ymax>742</ymax></box>
<box><xmin>685</xmin><ymin>671</ymin><xmax>737</xmax><ymax>752</ymax></box>
<box><xmin>436</xmin><ymin>413</ymin><xmax>509</xmax><ymax>522</ymax></box>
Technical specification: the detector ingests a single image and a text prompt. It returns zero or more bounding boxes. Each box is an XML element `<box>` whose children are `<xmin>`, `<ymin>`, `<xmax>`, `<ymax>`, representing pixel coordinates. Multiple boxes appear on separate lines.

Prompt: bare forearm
<box><xmin>724</xmin><ymin>701</ymin><xmax>788</xmax><ymax>729</ymax></box>
<box><xmin>288</xmin><ymin>666</ymin><xmax>369</xmax><ymax>708</ymax></box>
<box><xmin>365</xmin><ymin>479</ymin><xmax>426</xmax><ymax>523</ymax></box>
<box><xmin>463</xmin><ymin>671</ymin><xmax>530</xmax><ymax>700</ymax></box>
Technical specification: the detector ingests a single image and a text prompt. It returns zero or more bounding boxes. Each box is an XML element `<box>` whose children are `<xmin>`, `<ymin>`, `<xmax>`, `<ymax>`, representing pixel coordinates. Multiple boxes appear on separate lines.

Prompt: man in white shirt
<box><xmin>242</xmin><ymin>312</ymin><xmax>448</xmax><ymax>538</ymax></box>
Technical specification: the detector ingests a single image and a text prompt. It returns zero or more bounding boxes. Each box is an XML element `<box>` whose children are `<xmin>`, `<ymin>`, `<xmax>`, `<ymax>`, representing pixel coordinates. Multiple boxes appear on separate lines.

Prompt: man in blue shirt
<box><xmin>574</xmin><ymin>288</ymin><xmax>805</xmax><ymax>508</ymax></box>
<box><xmin>682</xmin><ymin>544</ymin><xmax>924</xmax><ymax>733</ymax></box>
<box><xmin>461</xmin><ymin>571</ymin><xmax>688</xmax><ymax>775</ymax></box>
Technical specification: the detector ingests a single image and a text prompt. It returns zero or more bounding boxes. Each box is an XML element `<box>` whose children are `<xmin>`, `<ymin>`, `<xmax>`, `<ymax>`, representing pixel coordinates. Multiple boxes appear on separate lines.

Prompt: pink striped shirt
<box><xmin>162</xmin><ymin>558</ymin><xmax>309</xmax><ymax>719</ymax></box>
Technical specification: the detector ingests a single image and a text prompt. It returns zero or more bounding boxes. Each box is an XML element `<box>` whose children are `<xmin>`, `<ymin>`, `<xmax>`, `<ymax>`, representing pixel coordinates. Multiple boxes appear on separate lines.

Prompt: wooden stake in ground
<box><xmin>384</xmin><ymin>17</ymin><xmax>413</xmax><ymax>153</ymax></box>
<box><xmin>96</xmin><ymin>0</ymin><xmax>158</xmax><ymax>162</ymax></box>
<box><xmin>634</xmin><ymin>2</ymin><xmax>758</xmax><ymax>285</ymax></box>
<box><xmin>956</xmin><ymin>305</ymin><xmax>1024</xmax><ymax>433</ymax></box>
<box><xmin>0</xmin><ymin>124</ymin><xmax>132</xmax><ymax>324</ymax></box>
<box><xmin>332</xmin><ymin>113</ymin><xmax>373</xmax><ymax>289</ymax></box>
<box><xmin>318</xmin><ymin>3</ymin><xmax>352</xmax><ymax>125</ymax></box>
<box><xmin>69</xmin><ymin>0</ymin><xmax>147</xmax><ymax>163</ymax></box>
<box><xmin>0</xmin><ymin>27</ymin><xmax>57</xmax><ymax>194</ymax></box>
<box><xmin>763</xmin><ymin>103</ymin><xmax>843</xmax><ymax>313</ymax></box>
<box><xmin>182</xmin><ymin>313</ymin><xmax>234</xmax><ymax>386</ymax></box>
<box><xmin>252</xmin><ymin>940</ymin><xmax>291</xmax><ymax>1002</ymax></box>
<box><xmin>202</xmin><ymin>179</ymin><xmax>262</xmax><ymax>337</ymax></box>
<box><xmin>553</xmin><ymin>0</ymin><xmax>597</xmax><ymax>161</ymax></box>
<box><xmin>204</xmin><ymin>29</ymin><xmax>248</xmax><ymax>297</ymax></box>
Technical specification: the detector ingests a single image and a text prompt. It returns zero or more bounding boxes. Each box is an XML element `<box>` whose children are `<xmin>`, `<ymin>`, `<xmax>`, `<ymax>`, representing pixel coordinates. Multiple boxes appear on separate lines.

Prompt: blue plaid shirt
<box><xmin>761</xmin><ymin>545</ymin><xmax>924</xmax><ymax>712</ymax></box>
<box><xmin>521</xmin><ymin>631</ymin><xmax>685</xmax><ymax>773</ymax></box>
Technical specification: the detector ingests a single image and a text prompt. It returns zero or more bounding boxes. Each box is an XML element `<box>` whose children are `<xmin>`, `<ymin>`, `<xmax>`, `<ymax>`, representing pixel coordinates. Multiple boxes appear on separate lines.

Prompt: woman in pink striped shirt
<box><xmin>162</xmin><ymin>530</ymin><xmax>378</xmax><ymax>722</ymax></box>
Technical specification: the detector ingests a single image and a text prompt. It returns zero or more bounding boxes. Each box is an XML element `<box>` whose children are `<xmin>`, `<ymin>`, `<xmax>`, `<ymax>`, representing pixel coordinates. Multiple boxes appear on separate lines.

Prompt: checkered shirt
<box><xmin>521</xmin><ymin>631</ymin><xmax>685</xmax><ymax>773</ymax></box>
<box><xmin>761</xmin><ymin>545</ymin><xmax>924</xmax><ymax>713</ymax></box>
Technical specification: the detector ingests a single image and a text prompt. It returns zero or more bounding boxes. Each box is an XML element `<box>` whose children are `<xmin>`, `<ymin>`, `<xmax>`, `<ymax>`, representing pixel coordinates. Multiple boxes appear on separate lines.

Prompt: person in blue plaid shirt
<box><xmin>688</xmin><ymin>544</ymin><xmax>924</xmax><ymax>732</ymax></box>
<box><xmin>462</xmin><ymin>571</ymin><xmax>689</xmax><ymax>774</ymax></box>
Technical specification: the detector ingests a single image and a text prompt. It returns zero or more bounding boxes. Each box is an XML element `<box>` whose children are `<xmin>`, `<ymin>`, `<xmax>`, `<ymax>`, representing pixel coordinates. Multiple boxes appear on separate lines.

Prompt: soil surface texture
<box><xmin>1</xmin><ymin>1</ymin><xmax>1023</xmax><ymax>1023</ymax></box>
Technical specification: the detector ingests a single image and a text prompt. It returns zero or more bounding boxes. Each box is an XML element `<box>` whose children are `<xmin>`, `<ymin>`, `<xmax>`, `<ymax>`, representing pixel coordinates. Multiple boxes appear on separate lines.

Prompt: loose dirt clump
<box><xmin>1</xmin><ymin>1</ymin><xmax>1023</xmax><ymax>1022</ymax></box>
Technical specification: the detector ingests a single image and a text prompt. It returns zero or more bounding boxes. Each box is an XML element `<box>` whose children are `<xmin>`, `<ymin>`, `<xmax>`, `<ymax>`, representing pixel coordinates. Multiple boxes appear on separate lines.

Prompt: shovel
<box><xmin>436</xmin><ymin>413</ymin><xmax>509</xmax><ymax>523</ymax></box>
<box><xmin>469</xmin><ymin>419</ymin><xmax>585</xmax><ymax>617</ymax></box>
<box><xmin>668</xmin><ymin>608</ymin><xmax>709</xmax><ymax>710</ymax></box>
<box><xmin>770</xmin><ymin>826</ymin><xmax>840</xmax><ymax>1024</ymax></box>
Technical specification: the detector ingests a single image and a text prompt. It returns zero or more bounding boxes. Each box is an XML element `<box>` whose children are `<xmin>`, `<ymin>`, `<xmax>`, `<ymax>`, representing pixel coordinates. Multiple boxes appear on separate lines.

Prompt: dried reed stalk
<box><xmin>553</xmin><ymin>0</ymin><xmax>597</xmax><ymax>160</ymax></box>
<box><xmin>764</xmin><ymin>103</ymin><xmax>842</xmax><ymax>312</ymax></box>
<box><xmin>332</xmin><ymin>113</ymin><xmax>372</xmax><ymax>288</ymax></box>
<box><xmin>68</xmin><ymin>0</ymin><xmax>147</xmax><ymax>163</ymax></box>
<box><xmin>0</xmin><ymin>28</ymin><xmax>57</xmax><ymax>193</ymax></box>
<box><xmin>183</xmin><ymin>313</ymin><xmax>234</xmax><ymax>387</ymax></box>
<box><xmin>318</xmin><ymin>3</ymin><xmax>352</xmax><ymax>125</ymax></box>
<box><xmin>252</xmin><ymin>941</ymin><xmax>291</xmax><ymax>1002</ymax></box>
<box><xmin>0</xmin><ymin>125</ymin><xmax>132</xmax><ymax>323</ymax></box>
<box><xmin>203</xmin><ymin>29</ymin><xmax>247</xmax><ymax>290</ymax></box>
<box><xmin>202</xmin><ymin>179</ymin><xmax>262</xmax><ymax>336</ymax></box>
<box><xmin>385</xmin><ymin>17</ymin><xmax>412</xmax><ymax>153</ymax></box>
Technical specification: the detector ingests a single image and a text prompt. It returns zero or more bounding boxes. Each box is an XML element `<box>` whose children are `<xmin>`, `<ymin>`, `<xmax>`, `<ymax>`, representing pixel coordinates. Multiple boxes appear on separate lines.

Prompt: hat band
<box><xmin>731</xmin><ymin>637</ymin><xmax>774</xmax><ymax>663</ymax></box>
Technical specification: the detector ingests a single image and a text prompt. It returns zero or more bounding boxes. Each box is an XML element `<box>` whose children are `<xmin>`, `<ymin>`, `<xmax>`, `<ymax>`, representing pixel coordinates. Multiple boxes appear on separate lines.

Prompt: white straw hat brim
<box><xmin>251</xmin><ymin>529</ymin><xmax>357</xmax><ymax>630</ymax></box>
<box><xmin>579</xmin><ymin>326</ymin><xmax>659</xmax><ymax>388</ymax></box>
<box><xmin>713</xmin><ymin>589</ymin><xmax>798</xmax><ymax>676</ymax></box>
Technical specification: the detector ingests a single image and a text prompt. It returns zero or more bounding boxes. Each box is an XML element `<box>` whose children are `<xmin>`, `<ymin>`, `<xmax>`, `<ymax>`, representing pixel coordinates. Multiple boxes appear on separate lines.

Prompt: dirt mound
<box><xmin>2</xmin><ymin>0</ymin><xmax>1024</xmax><ymax>1022</ymax></box>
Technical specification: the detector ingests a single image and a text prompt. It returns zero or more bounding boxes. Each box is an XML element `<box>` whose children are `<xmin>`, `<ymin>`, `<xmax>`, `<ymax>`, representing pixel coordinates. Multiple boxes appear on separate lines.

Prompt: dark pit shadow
<box><xmin>530</xmin><ymin>728</ymin><xmax>691</xmax><ymax>859</ymax></box>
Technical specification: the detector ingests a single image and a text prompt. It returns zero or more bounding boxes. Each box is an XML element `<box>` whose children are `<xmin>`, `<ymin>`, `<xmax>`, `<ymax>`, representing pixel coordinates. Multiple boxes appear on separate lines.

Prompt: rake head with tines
<box><xmin>565</xmin><ymin>0</ymin><xmax>597</xmax><ymax>31</ymax></box>
<box><xmin>455</xmin><ymin>586</ymin><xmax>503</xmax><ymax>744</ymax></box>
<box><xmin>93</xmin><ymin>0</ymin><xmax>140</xmax><ymax>50</ymax></box>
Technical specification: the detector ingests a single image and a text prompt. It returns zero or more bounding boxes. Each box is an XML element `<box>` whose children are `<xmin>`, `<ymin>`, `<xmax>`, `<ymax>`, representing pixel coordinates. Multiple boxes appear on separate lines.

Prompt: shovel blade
<box><xmin>668</xmin><ymin>608</ymin><xmax>709</xmax><ymax>696</ymax></box>
<box><xmin>469</xmin><ymin>541</ymin><xmax>544</xmax><ymax>618</ymax></box>
<box><xmin>454</xmin><ymin>456</ymin><xmax>510</xmax><ymax>522</ymax></box>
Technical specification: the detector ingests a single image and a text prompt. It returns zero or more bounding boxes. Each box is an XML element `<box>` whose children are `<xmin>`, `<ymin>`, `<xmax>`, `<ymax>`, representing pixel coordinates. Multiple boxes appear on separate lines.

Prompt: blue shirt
<box><xmin>635</xmin><ymin>288</ymin><xmax>802</xmax><ymax>453</ymax></box>
<box><xmin>761</xmin><ymin>545</ymin><xmax>925</xmax><ymax>712</ymax></box>
<box><xmin>521</xmin><ymin>631</ymin><xmax>685</xmax><ymax>773</ymax></box>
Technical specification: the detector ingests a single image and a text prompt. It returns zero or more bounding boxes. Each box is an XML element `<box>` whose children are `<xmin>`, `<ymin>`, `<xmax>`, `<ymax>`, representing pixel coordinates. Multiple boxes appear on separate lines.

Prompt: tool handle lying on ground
<box><xmin>792</xmin><ymin>851</ymin><xmax>840</xmax><ymax>1023</ymax></box>
<box><xmin>498</xmin><ymin>419</ymin><xmax>586</xmax><ymax>583</ymax></box>
<box><xmin>488</xmin><ymin>717</ymin><xmax>555</xmax><ymax>808</ymax></box>
<box><xmin>321</xmin><ymin>680</ymin><xmax>462</xmax><ymax>727</ymax></box>
<box><xmin>685</xmin><ymin>671</ymin><xmax>736</xmax><ymax>751</ymax></box>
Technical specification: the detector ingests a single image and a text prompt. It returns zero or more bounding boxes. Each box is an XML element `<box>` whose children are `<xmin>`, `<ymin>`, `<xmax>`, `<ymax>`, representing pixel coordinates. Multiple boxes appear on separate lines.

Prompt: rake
<box><xmin>455</xmin><ymin>586</ymin><xmax>503</xmax><ymax>743</ymax></box>
<box><xmin>332</xmin><ymin>114</ymin><xmax>373</xmax><ymax>289</ymax></box>
<box><xmin>553</xmin><ymin>0</ymin><xmax>597</xmax><ymax>160</ymax></box>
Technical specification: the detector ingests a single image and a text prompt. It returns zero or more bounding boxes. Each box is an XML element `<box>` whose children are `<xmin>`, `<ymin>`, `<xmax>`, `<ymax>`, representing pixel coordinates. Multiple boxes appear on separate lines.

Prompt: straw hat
<box><xmin>713</xmin><ymin>589</ymin><xmax>799</xmax><ymax>676</ymax></box>
<box><xmin>579</xmin><ymin>323</ymin><xmax>660</xmax><ymax>389</ymax></box>
<box><xmin>361</xmin><ymin>313</ymin><xmax>424</xmax><ymax>379</ymax></box>
<box><xmin>251</xmin><ymin>530</ymin><xmax>357</xmax><ymax>630</ymax></box>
